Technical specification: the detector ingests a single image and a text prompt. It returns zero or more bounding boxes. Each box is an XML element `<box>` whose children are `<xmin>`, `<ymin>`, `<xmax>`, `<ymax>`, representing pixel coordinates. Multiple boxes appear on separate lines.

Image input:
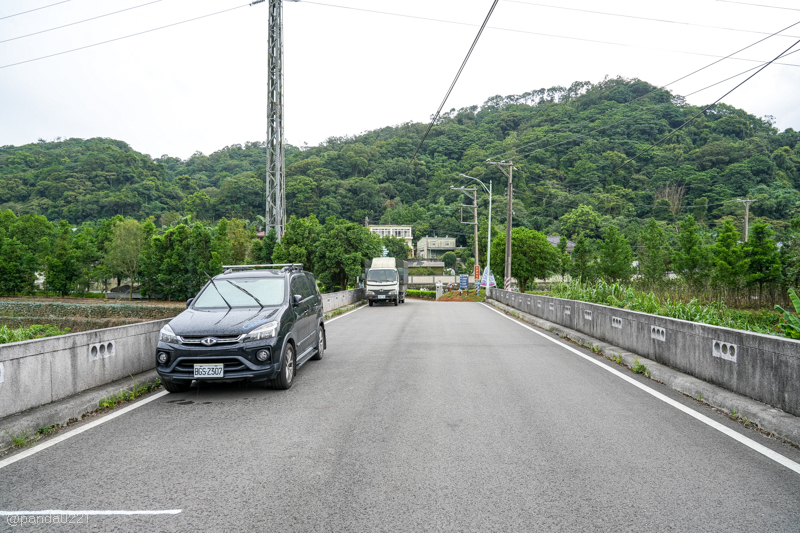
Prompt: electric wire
<box><xmin>504</xmin><ymin>0</ymin><xmax>800</xmax><ymax>39</ymax></box>
<box><xmin>0</xmin><ymin>3</ymin><xmax>251</xmax><ymax>70</ymax></box>
<box><xmin>714</xmin><ymin>0</ymin><xmax>800</xmax><ymax>12</ymax></box>
<box><xmin>486</xmin><ymin>18</ymin><xmax>800</xmax><ymax>161</ymax></box>
<box><xmin>0</xmin><ymin>0</ymin><xmax>163</xmax><ymax>45</ymax></box>
<box><xmin>499</xmin><ymin>46</ymin><xmax>800</xmax><ymax>163</ymax></box>
<box><xmin>545</xmin><ymin>35</ymin><xmax>800</xmax><ymax>210</ymax></box>
<box><xmin>411</xmin><ymin>0</ymin><xmax>499</xmax><ymax>161</ymax></box>
<box><xmin>301</xmin><ymin>1</ymin><xmax>800</xmax><ymax>68</ymax></box>
<box><xmin>0</xmin><ymin>1</ymin><xmax>72</xmax><ymax>21</ymax></box>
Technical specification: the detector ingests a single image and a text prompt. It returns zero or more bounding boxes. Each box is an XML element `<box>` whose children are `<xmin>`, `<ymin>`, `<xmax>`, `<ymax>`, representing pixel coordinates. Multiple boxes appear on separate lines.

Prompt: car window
<box><xmin>194</xmin><ymin>277</ymin><xmax>286</xmax><ymax>308</ymax></box>
<box><xmin>367</xmin><ymin>269</ymin><xmax>397</xmax><ymax>282</ymax></box>
<box><xmin>305</xmin><ymin>273</ymin><xmax>320</xmax><ymax>296</ymax></box>
<box><xmin>291</xmin><ymin>275</ymin><xmax>312</xmax><ymax>299</ymax></box>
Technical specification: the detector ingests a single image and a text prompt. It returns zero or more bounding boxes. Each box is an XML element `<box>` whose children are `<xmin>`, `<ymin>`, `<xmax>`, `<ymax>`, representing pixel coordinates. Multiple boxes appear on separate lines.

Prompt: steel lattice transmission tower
<box><xmin>263</xmin><ymin>0</ymin><xmax>297</xmax><ymax>240</ymax></box>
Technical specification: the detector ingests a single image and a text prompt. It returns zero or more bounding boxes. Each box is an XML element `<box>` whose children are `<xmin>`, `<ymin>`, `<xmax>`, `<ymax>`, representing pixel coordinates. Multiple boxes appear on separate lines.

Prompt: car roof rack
<box><xmin>221</xmin><ymin>263</ymin><xmax>303</xmax><ymax>274</ymax></box>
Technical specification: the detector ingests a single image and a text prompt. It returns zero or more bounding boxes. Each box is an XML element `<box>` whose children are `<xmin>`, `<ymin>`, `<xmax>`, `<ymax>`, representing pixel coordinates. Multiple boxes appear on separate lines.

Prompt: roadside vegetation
<box><xmin>546</xmin><ymin>280</ymin><xmax>791</xmax><ymax>336</ymax></box>
<box><xmin>0</xmin><ymin>324</ymin><xmax>70</xmax><ymax>345</ymax></box>
<box><xmin>98</xmin><ymin>378</ymin><xmax>161</xmax><ymax>411</ymax></box>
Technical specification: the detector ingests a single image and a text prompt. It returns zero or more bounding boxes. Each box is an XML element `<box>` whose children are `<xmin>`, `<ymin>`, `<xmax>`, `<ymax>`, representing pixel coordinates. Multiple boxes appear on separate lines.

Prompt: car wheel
<box><xmin>162</xmin><ymin>379</ymin><xmax>191</xmax><ymax>393</ymax></box>
<box><xmin>272</xmin><ymin>342</ymin><xmax>295</xmax><ymax>390</ymax></box>
<box><xmin>311</xmin><ymin>326</ymin><xmax>325</xmax><ymax>360</ymax></box>
<box><xmin>394</xmin><ymin>299</ymin><xmax>398</xmax><ymax>306</ymax></box>
<box><xmin>369</xmin><ymin>301</ymin><xmax>373</xmax><ymax>306</ymax></box>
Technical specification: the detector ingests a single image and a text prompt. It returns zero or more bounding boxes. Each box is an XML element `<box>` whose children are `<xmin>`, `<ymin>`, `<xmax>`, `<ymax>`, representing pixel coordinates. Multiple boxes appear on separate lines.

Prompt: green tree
<box><xmin>104</xmin><ymin>219</ymin><xmax>145</xmax><ymax>299</ymax></box>
<box><xmin>382</xmin><ymin>235</ymin><xmax>411</xmax><ymax>260</ymax></box>
<box><xmin>46</xmin><ymin>220</ymin><xmax>80</xmax><ymax>296</ymax></box>
<box><xmin>557</xmin><ymin>235</ymin><xmax>571</xmax><ymax>278</ymax></box>
<box><xmin>314</xmin><ymin>217</ymin><xmax>381</xmax><ymax>290</ymax></box>
<box><xmin>638</xmin><ymin>219</ymin><xmax>668</xmax><ymax>288</ymax></box>
<box><xmin>559</xmin><ymin>204</ymin><xmax>602</xmax><ymax>239</ymax></box>
<box><xmin>442</xmin><ymin>251</ymin><xmax>457</xmax><ymax>271</ymax></box>
<box><xmin>490</xmin><ymin>228</ymin><xmax>560</xmax><ymax>292</ymax></box>
<box><xmin>710</xmin><ymin>220</ymin><xmax>748</xmax><ymax>295</ymax></box>
<box><xmin>672</xmin><ymin>215</ymin><xmax>710</xmax><ymax>291</ymax></box>
<box><xmin>569</xmin><ymin>236</ymin><xmax>596</xmax><ymax>283</ymax></box>
<box><xmin>743</xmin><ymin>223</ymin><xmax>782</xmax><ymax>298</ymax></box>
<box><xmin>0</xmin><ymin>235</ymin><xmax>37</xmax><ymax>295</ymax></box>
<box><xmin>272</xmin><ymin>215</ymin><xmax>321</xmax><ymax>271</ymax></box>
<box><xmin>598</xmin><ymin>226</ymin><xmax>634</xmax><ymax>283</ymax></box>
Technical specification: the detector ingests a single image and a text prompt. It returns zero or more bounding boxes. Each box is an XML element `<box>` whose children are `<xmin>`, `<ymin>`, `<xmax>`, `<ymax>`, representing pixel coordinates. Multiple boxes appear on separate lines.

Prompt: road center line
<box><xmin>0</xmin><ymin>391</ymin><xmax>169</xmax><ymax>471</ymax></box>
<box><xmin>481</xmin><ymin>302</ymin><xmax>800</xmax><ymax>476</ymax></box>
<box><xmin>0</xmin><ymin>510</ymin><xmax>181</xmax><ymax>515</ymax></box>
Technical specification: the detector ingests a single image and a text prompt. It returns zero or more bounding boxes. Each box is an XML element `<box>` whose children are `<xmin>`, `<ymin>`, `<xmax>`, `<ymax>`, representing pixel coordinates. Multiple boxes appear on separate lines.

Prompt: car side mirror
<box><xmin>293</xmin><ymin>294</ymin><xmax>302</xmax><ymax>306</ymax></box>
<box><xmin>186</xmin><ymin>298</ymin><xmax>194</xmax><ymax>308</ymax></box>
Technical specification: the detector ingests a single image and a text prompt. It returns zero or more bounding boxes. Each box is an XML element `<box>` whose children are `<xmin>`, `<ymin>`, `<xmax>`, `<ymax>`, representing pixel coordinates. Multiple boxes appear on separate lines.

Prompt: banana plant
<box><xmin>775</xmin><ymin>288</ymin><xmax>800</xmax><ymax>340</ymax></box>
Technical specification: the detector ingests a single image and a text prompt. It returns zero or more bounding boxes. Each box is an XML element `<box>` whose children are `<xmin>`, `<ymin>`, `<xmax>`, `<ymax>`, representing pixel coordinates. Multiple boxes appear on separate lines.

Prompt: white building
<box><xmin>368</xmin><ymin>225</ymin><xmax>413</xmax><ymax>256</ymax></box>
<box><xmin>416</xmin><ymin>236</ymin><xmax>457</xmax><ymax>259</ymax></box>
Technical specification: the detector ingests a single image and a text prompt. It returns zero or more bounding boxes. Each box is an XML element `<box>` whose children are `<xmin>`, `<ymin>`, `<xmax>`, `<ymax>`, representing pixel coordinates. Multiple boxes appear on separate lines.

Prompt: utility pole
<box><xmin>263</xmin><ymin>0</ymin><xmax>299</xmax><ymax>241</ymax></box>
<box><xmin>451</xmin><ymin>185</ymin><xmax>479</xmax><ymax>269</ymax></box>
<box><xmin>459</xmin><ymin>174</ymin><xmax>492</xmax><ymax>292</ymax></box>
<box><xmin>486</xmin><ymin>160</ymin><xmax>515</xmax><ymax>291</ymax></box>
<box><xmin>737</xmin><ymin>198</ymin><xmax>757</xmax><ymax>242</ymax></box>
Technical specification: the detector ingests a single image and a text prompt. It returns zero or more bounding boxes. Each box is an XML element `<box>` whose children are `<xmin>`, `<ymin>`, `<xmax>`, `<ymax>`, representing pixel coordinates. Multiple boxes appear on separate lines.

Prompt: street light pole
<box><xmin>459</xmin><ymin>174</ymin><xmax>493</xmax><ymax>291</ymax></box>
<box><xmin>486</xmin><ymin>160</ymin><xmax>515</xmax><ymax>291</ymax></box>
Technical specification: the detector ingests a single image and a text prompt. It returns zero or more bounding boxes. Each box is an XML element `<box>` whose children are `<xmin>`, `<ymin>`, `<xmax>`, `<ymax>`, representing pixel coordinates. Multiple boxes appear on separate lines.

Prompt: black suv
<box><xmin>155</xmin><ymin>264</ymin><xmax>325</xmax><ymax>392</ymax></box>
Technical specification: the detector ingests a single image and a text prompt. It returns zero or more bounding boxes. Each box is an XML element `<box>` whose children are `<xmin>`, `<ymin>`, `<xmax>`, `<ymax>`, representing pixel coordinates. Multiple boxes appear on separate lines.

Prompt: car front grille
<box><xmin>179</xmin><ymin>334</ymin><xmax>242</xmax><ymax>345</ymax></box>
<box><xmin>174</xmin><ymin>360</ymin><xmax>249</xmax><ymax>373</ymax></box>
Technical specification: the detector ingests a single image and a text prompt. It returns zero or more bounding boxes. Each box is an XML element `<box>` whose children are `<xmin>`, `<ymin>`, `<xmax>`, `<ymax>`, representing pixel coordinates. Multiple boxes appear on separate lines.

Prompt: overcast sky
<box><xmin>1</xmin><ymin>0</ymin><xmax>799</xmax><ymax>160</ymax></box>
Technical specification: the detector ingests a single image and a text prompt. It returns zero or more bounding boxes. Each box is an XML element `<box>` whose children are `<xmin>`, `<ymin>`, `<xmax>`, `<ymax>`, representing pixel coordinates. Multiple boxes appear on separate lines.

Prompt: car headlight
<box><xmin>242</xmin><ymin>321</ymin><xmax>279</xmax><ymax>342</ymax></box>
<box><xmin>366</xmin><ymin>291</ymin><xmax>375</xmax><ymax>296</ymax></box>
<box><xmin>159</xmin><ymin>324</ymin><xmax>181</xmax><ymax>344</ymax></box>
<box><xmin>389</xmin><ymin>290</ymin><xmax>397</xmax><ymax>295</ymax></box>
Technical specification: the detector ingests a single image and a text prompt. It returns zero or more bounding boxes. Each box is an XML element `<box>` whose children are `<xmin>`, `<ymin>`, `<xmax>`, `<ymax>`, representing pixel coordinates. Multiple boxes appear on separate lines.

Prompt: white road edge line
<box><xmin>325</xmin><ymin>302</ymin><xmax>367</xmax><ymax>323</ymax></box>
<box><xmin>0</xmin><ymin>510</ymin><xmax>181</xmax><ymax>516</ymax></box>
<box><xmin>481</xmin><ymin>302</ymin><xmax>800</xmax><ymax>476</ymax></box>
<box><xmin>0</xmin><ymin>390</ymin><xmax>169</xmax><ymax>471</ymax></box>
<box><xmin>0</xmin><ymin>303</ymin><xmax>365</xmax><ymax>471</ymax></box>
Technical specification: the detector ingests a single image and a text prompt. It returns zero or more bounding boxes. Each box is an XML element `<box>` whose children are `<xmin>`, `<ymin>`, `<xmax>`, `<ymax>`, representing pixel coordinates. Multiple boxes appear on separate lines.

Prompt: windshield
<box><xmin>367</xmin><ymin>269</ymin><xmax>397</xmax><ymax>283</ymax></box>
<box><xmin>194</xmin><ymin>277</ymin><xmax>285</xmax><ymax>308</ymax></box>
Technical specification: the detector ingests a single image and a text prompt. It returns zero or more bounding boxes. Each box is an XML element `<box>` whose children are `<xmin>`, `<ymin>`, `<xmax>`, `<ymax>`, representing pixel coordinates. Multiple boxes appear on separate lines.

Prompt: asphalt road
<box><xmin>1</xmin><ymin>299</ymin><xmax>800</xmax><ymax>532</ymax></box>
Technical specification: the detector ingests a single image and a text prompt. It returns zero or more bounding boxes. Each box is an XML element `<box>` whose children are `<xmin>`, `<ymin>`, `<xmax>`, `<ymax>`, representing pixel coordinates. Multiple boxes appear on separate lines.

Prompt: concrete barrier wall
<box><xmin>488</xmin><ymin>289</ymin><xmax>800</xmax><ymax>417</ymax></box>
<box><xmin>0</xmin><ymin>289</ymin><xmax>365</xmax><ymax>420</ymax></box>
<box><xmin>0</xmin><ymin>319</ymin><xmax>170</xmax><ymax>419</ymax></box>
<box><xmin>321</xmin><ymin>288</ymin><xmax>365</xmax><ymax>313</ymax></box>
<box><xmin>409</xmin><ymin>275</ymin><xmax>475</xmax><ymax>286</ymax></box>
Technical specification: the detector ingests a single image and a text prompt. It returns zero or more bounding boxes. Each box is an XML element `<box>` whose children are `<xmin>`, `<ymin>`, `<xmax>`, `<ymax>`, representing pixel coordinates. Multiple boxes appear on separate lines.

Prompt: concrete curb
<box><xmin>0</xmin><ymin>369</ymin><xmax>160</xmax><ymax>452</ymax></box>
<box><xmin>488</xmin><ymin>299</ymin><xmax>800</xmax><ymax>448</ymax></box>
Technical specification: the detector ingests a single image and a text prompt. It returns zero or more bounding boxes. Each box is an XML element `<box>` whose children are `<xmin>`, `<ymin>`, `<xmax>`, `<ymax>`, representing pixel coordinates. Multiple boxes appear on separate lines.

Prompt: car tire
<box><xmin>311</xmin><ymin>326</ymin><xmax>324</xmax><ymax>360</ymax></box>
<box><xmin>369</xmin><ymin>301</ymin><xmax>373</xmax><ymax>306</ymax></box>
<box><xmin>162</xmin><ymin>379</ymin><xmax>191</xmax><ymax>393</ymax></box>
<box><xmin>394</xmin><ymin>299</ymin><xmax>398</xmax><ymax>306</ymax></box>
<box><xmin>271</xmin><ymin>342</ymin><xmax>295</xmax><ymax>390</ymax></box>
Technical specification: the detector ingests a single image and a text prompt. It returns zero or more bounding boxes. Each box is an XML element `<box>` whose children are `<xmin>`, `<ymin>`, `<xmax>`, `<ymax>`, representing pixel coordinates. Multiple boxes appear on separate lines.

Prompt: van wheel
<box><xmin>312</xmin><ymin>327</ymin><xmax>324</xmax><ymax>360</ymax></box>
<box><xmin>394</xmin><ymin>299</ymin><xmax>398</xmax><ymax>306</ymax></box>
<box><xmin>369</xmin><ymin>301</ymin><xmax>373</xmax><ymax>306</ymax></box>
<box><xmin>163</xmin><ymin>380</ymin><xmax>191</xmax><ymax>393</ymax></box>
<box><xmin>271</xmin><ymin>343</ymin><xmax>295</xmax><ymax>390</ymax></box>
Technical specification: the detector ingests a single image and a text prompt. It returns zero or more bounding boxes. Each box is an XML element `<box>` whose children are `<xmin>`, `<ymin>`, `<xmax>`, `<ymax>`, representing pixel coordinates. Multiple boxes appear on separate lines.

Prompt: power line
<box><xmin>487</xmin><ymin>18</ymin><xmax>800</xmax><ymax>161</ymax></box>
<box><xmin>505</xmin><ymin>0</ymin><xmax>800</xmax><ymax>39</ymax></box>
<box><xmin>503</xmin><ymin>46</ymin><xmax>800</xmax><ymax>162</ymax></box>
<box><xmin>301</xmin><ymin>1</ymin><xmax>800</xmax><ymax>68</ymax></box>
<box><xmin>411</xmin><ymin>0</ymin><xmax>499</xmax><ymax>161</ymax></box>
<box><xmin>0</xmin><ymin>0</ymin><xmax>72</xmax><ymax>21</ymax></box>
<box><xmin>714</xmin><ymin>0</ymin><xmax>800</xmax><ymax>12</ymax></box>
<box><xmin>0</xmin><ymin>3</ymin><xmax>251</xmax><ymax>70</ymax></box>
<box><xmin>0</xmin><ymin>0</ymin><xmax>163</xmax><ymax>45</ymax></box>
<box><xmin>547</xmin><ymin>35</ymin><xmax>800</xmax><ymax>208</ymax></box>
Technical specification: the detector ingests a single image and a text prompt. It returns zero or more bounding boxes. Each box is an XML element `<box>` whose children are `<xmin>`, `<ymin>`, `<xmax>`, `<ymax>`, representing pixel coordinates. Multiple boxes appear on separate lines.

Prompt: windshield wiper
<box><xmin>204</xmin><ymin>271</ymin><xmax>232</xmax><ymax>309</ymax></box>
<box><xmin>225</xmin><ymin>280</ymin><xmax>264</xmax><ymax>309</ymax></box>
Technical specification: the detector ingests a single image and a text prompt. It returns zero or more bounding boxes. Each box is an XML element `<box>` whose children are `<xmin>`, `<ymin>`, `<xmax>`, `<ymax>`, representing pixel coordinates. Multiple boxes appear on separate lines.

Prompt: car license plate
<box><xmin>378</xmin><ymin>295</ymin><xmax>386</xmax><ymax>299</ymax></box>
<box><xmin>194</xmin><ymin>364</ymin><xmax>223</xmax><ymax>378</ymax></box>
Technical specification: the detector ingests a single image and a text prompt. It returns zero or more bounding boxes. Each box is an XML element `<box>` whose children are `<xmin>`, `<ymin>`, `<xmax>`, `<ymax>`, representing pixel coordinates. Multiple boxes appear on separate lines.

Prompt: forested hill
<box><xmin>2</xmin><ymin>77</ymin><xmax>799</xmax><ymax>244</ymax></box>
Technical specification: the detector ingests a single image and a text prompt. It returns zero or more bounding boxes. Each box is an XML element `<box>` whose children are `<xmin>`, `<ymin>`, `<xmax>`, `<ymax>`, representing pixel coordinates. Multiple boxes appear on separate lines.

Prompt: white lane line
<box><xmin>0</xmin><ymin>510</ymin><xmax>181</xmax><ymax>515</ymax></box>
<box><xmin>325</xmin><ymin>302</ymin><xmax>366</xmax><ymax>323</ymax></box>
<box><xmin>481</xmin><ymin>302</ymin><xmax>800</xmax><ymax>476</ymax></box>
<box><xmin>0</xmin><ymin>391</ymin><xmax>169</xmax><ymax>471</ymax></box>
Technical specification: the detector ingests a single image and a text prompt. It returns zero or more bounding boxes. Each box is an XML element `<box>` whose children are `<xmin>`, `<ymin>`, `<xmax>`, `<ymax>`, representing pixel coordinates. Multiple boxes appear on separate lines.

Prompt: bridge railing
<box><xmin>488</xmin><ymin>289</ymin><xmax>800</xmax><ymax>418</ymax></box>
